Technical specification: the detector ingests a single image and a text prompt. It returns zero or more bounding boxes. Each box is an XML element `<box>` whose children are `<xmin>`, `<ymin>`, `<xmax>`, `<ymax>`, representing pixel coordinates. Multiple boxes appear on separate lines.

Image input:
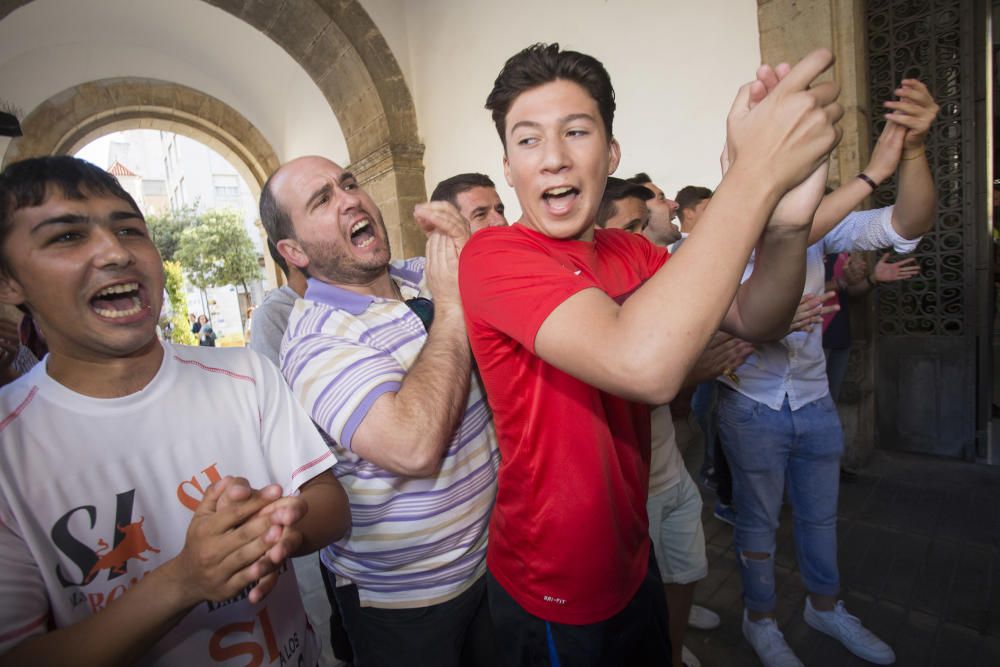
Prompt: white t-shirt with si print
<box><xmin>0</xmin><ymin>342</ymin><xmax>334</xmax><ymax>666</ymax></box>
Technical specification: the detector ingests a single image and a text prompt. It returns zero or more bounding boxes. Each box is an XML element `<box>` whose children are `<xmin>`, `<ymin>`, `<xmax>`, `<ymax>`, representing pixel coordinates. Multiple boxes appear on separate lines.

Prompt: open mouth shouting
<box><xmin>349</xmin><ymin>218</ymin><xmax>377</xmax><ymax>249</ymax></box>
<box><xmin>90</xmin><ymin>281</ymin><xmax>150</xmax><ymax>322</ymax></box>
<box><xmin>542</xmin><ymin>185</ymin><xmax>580</xmax><ymax>216</ymax></box>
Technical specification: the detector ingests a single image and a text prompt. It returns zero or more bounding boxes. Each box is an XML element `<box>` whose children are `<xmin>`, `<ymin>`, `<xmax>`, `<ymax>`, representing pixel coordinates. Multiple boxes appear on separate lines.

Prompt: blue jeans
<box><xmin>692</xmin><ymin>380</ymin><xmax>718</xmax><ymax>473</ymax></box>
<box><xmin>716</xmin><ymin>387</ymin><xmax>843</xmax><ymax>613</ymax></box>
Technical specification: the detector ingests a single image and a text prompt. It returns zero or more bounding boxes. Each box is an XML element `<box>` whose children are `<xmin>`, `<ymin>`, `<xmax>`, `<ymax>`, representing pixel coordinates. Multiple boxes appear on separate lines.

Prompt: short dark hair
<box><xmin>430</xmin><ymin>173</ymin><xmax>496</xmax><ymax>209</ymax></box>
<box><xmin>267</xmin><ymin>238</ymin><xmax>289</xmax><ymax>278</ymax></box>
<box><xmin>0</xmin><ymin>155</ymin><xmax>141</xmax><ymax>275</ymax></box>
<box><xmin>259</xmin><ymin>170</ymin><xmax>295</xmax><ymax>245</ymax></box>
<box><xmin>675</xmin><ymin>185</ymin><xmax>713</xmax><ymax>219</ymax></box>
<box><xmin>596</xmin><ymin>177</ymin><xmax>653</xmax><ymax>228</ymax></box>
<box><xmin>486</xmin><ymin>43</ymin><xmax>616</xmax><ymax>150</ymax></box>
<box><xmin>627</xmin><ymin>173</ymin><xmax>652</xmax><ymax>186</ymax></box>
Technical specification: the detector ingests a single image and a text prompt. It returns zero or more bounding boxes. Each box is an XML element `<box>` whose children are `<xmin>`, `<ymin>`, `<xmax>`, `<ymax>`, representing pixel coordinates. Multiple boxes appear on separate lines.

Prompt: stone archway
<box><xmin>0</xmin><ymin>0</ymin><xmax>427</xmax><ymax>257</ymax></box>
<box><xmin>3</xmin><ymin>78</ymin><xmax>279</xmax><ymax>198</ymax></box>
<box><xmin>2</xmin><ymin>78</ymin><xmax>289</xmax><ymax>286</ymax></box>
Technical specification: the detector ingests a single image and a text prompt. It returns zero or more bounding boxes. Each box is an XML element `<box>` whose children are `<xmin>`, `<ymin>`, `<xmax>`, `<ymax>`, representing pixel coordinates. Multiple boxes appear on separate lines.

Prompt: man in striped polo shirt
<box><xmin>259</xmin><ymin>156</ymin><xmax>499</xmax><ymax>667</ymax></box>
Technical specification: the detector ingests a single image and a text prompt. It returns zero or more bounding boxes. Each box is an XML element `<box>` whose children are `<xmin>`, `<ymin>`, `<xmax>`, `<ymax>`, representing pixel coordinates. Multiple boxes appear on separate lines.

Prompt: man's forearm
<box><xmin>1</xmin><ymin>562</ymin><xmax>194</xmax><ymax>667</ymax></box>
<box><xmin>891</xmin><ymin>151</ymin><xmax>935</xmax><ymax>239</ymax></box>
<box><xmin>727</xmin><ymin>226</ymin><xmax>810</xmax><ymax>342</ymax></box>
<box><xmin>352</xmin><ymin>305</ymin><xmax>472</xmax><ymax>476</ymax></box>
<box><xmin>681</xmin><ymin>334</ymin><xmax>753</xmax><ymax>387</ymax></box>
<box><xmin>391</xmin><ymin>307</ymin><xmax>470</xmax><ymax>471</ymax></box>
<box><xmin>602</xmin><ymin>165</ymin><xmax>783</xmax><ymax>402</ymax></box>
<box><xmin>808</xmin><ymin>178</ymin><xmax>876</xmax><ymax>245</ymax></box>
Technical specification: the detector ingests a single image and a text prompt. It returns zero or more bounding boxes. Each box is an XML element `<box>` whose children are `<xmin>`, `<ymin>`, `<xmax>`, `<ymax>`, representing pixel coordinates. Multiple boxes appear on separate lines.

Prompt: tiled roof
<box><xmin>107</xmin><ymin>160</ymin><xmax>138</xmax><ymax>177</ymax></box>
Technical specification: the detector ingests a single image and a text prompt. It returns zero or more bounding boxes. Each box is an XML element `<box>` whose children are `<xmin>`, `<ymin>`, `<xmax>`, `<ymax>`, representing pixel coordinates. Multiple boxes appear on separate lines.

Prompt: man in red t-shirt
<box><xmin>459</xmin><ymin>43</ymin><xmax>844</xmax><ymax>665</ymax></box>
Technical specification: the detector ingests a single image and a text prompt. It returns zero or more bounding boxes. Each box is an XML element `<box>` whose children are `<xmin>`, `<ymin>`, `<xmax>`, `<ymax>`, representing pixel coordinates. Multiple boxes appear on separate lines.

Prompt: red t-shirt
<box><xmin>459</xmin><ymin>224</ymin><xmax>669</xmax><ymax>625</ymax></box>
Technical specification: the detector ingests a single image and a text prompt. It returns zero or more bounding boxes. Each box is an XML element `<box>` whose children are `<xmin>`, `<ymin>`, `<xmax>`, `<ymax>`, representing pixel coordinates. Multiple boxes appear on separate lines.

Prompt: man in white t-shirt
<box><xmin>0</xmin><ymin>156</ymin><xmax>350</xmax><ymax>665</ymax></box>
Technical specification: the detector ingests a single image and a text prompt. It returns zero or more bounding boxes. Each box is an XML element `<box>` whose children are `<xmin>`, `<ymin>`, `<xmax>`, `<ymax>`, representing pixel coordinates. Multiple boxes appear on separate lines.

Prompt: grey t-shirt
<box><xmin>248</xmin><ymin>285</ymin><xmax>299</xmax><ymax>367</ymax></box>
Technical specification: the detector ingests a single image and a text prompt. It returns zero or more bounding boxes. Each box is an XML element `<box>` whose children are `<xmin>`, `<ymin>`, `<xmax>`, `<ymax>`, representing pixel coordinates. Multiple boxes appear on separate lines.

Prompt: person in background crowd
<box><xmin>431</xmin><ymin>172</ymin><xmax>508</xmax><ymax>233</ymax></box>
<box><xmin>596</xmin><ymin>176</ymin><xmax>654</xmax><ymax>234</ymax></box>
<box><xmin>197</xmin><ymin>314</ymin><xmax>215</xmax><ymax>347</ymax></box>
<box><xmin>822</xmin><ymin>251</ymin><xmax>919</xmax><ymax>400</ymax></box>
<box><xmin>627</xmin><ymin>172</ymin><xmax>682</xmax><ymax>247</ymax></box>
<box><xmin>0</xmin><ymin>310</ymin><xmax>39</xmax><ymax>387</ymax></box>
<box><xmin>243</xmin><ymin>305</ymin><xmax>254</xmax><ymax>344</ymax></box>
<box><xmin>249</xmin><ymin>240</ymin><xmax>308</xmax><ymax>367</ymax></box>
<box><xmin>675</xmin><ymin>186</ymin><xmax>713</xmax><ymax>238</ymax></box>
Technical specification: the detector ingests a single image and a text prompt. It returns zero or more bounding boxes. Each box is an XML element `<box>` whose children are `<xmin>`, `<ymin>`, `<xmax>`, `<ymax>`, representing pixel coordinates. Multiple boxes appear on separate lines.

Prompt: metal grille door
<box><xmin>865</xmin><ymin>0</ymin><xmax>980</xmax><ymax>458</ymax></box>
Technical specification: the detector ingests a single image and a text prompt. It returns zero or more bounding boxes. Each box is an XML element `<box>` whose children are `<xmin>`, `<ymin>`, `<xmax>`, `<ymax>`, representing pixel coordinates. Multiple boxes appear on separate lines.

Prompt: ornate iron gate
<box><xmin>865</xmin><ymin>0</ymin><xmax>984</xmax><ymax>459</ymax></box>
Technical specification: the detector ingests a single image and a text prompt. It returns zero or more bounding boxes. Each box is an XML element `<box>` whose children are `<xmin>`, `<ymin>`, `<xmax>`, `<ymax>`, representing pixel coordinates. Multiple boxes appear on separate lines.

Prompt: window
<box><xmin>213</xmin><ymin>174</ymin><xmax>240</xmax><ymax>199</ymax></box>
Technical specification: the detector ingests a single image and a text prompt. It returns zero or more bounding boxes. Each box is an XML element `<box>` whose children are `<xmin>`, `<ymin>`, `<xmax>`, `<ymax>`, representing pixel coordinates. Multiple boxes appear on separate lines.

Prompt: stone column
<box><xmin>349</xmin><ymin>141</ymin><xmax>428</xmax><ymax>260</ymax></box>
<box><xmin>758</xmin><ymin>0</ymin><xmax>870</xmax><ymax>187</ymax></box>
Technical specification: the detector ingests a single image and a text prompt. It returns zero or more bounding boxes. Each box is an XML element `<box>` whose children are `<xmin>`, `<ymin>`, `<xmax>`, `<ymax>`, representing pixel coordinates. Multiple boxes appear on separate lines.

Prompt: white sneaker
<box><xmin>804</xmin><ymin>598</ymin><xmax>895</xmax><ymax>664</ymax></box>
<box><xmin>681</xmin><ymin>644</ymin><xmax>701</xmax><ymax>667</ymax></box>
<box><xmin>742</xmin><ymin>610</ymin><xmax>804</xmax><ymax>667</ymax></box>
<box><xmin>688</xmin><ymin>604</ymin><xmax>721</xmax><ymax>630</ymax></box>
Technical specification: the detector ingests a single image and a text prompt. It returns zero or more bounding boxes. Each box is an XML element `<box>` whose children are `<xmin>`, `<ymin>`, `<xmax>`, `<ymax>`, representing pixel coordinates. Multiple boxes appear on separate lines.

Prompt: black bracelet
<box><xmin>857</xmin><ymin>173</ymin><xmax>878</xmax><ymax>190</ymax></box>
<box><xmin>866</xmin><ymin>273</ymin><xmax>877</xmax><ymax>288</ymax></box>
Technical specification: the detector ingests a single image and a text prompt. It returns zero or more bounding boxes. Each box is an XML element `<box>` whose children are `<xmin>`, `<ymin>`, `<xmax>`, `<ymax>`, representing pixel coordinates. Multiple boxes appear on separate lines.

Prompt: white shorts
<box><xmin>646</xmin><ymin>467</ymin><xmax>708</xmax><ymax>585</ymax></box>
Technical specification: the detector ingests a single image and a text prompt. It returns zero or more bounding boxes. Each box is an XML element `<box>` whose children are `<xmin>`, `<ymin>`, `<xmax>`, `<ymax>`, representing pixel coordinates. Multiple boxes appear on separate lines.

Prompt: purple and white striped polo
<box><xmin>281</xmin><ymin>257</ymin><xmax>499</xmax><ymax>609</ymax></box>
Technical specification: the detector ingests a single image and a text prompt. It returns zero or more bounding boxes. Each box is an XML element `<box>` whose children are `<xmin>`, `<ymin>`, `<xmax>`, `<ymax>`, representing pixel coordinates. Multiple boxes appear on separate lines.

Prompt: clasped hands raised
<box><xmin>171</xmin><ymin>476</ymin><xmax>309</xmax><ymax>609</ymax></box>
<box><xmin>724</xmin><ymin>48</ymin><xmax>843</xmax><ymax>233</ymax></box>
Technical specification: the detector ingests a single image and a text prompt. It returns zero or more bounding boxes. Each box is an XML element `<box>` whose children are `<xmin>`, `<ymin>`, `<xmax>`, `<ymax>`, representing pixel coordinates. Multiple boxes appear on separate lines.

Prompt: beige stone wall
<box><xmin>392</xmin><ymin>0</ymin><xmax>762</xmax><ymax>222</ymax></box>
<box><xmin>3</xmin><ymin>79</ymin><xmax>279</xmax><ymax>192</ymax></box>
<box><xmin>757</xmin><ymin>0</ymin><xmax>877</xmax><ymax>466</ymax></box>
<box><xmin>757</xmin><ymin>0</ymin><xmax>871</xmax><ymax>185</ymax></box>
<box><xmin>350</xmin><ymin>142</ymin><xmax>428</xmax><ymax>262</ymax></box>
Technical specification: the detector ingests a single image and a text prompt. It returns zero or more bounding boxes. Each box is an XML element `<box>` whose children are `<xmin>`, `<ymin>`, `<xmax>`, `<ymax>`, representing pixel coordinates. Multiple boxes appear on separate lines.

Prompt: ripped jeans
<box><xmin>716</xmin><ymin>387</ymin><xmax>843</xmax><ymax>613</ymax></box>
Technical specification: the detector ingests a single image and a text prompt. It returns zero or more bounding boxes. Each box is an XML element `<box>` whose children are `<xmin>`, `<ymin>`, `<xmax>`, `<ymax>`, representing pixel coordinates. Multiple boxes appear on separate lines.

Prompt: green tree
<box><xmin>145</xmin><ymin>204</ymin><xmax>200</xmax><ymax>262</ymax></box>
<box><xmin>175</xmin><ymin>208</ymin><xmax>262</xmax><ymax>300</ymax></box>
<box><xmin>162</xmin><ymin>260</ymin><xmax>197</xmax><ymax>345</ymax></box>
